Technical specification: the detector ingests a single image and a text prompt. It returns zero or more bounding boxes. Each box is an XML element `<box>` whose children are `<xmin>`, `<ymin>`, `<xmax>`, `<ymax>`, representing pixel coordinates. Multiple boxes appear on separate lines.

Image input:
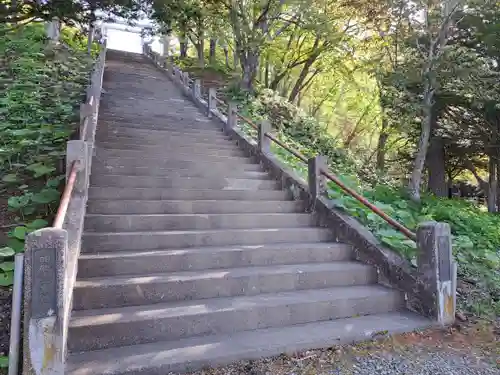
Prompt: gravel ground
<box><xmin>187</xmin><ymin>324</ymin><xmax>499</xmax><ymax>375</ymax></box>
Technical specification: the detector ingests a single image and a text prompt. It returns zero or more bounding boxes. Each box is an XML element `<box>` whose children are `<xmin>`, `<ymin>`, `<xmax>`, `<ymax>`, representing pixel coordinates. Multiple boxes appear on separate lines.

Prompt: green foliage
<box><xmin>0</xmin><ymin>23</ymin><xmax>93</xmax><ymax>286</ymax></box>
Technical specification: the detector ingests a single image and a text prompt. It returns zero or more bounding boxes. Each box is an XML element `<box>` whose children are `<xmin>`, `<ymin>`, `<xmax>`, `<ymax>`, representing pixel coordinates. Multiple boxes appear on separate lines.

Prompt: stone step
<box><xmin>89</xmin><ymin>175</ymin><xmax>279</xmax><ymax>190</ymax></box>
<box><xmin>96</xmin><ymin>126</ymin><xmax>228</xmax><ymax>140</ymax></box>
<box><xmin>66</xmin><ymin>311</ymin><xmax>430</xmax><ymax>375</ymax></box>
<box><xmin>92</xmin><ymin>155</ymin><xmax>258</xmax><ymax>169</ymax></box>
<box><xmin>95</xmin><ymin>146</ymin><xmax>244</xmax><ymax>159</ymax></box>
<box><xmin>82</xmin><ymin>227</ymin><xmax>332</xmax><ymax>253</ymax></box>
<box><xmin>73</xmin><ymin>262</ymin><xmax>376</xmax><ymax>309</ymax></box>
<box><xmin>89</xmin><ymin>188</ymin><xmax>290</xmax><ymax>203</ymax></box>
<box><xmin>96</xmin><ymin>132</ymin><xmax>232</xmax><ymax>145</ymax></box>
<box><xmin>77</xmin><ymin>243</ymin><xmax>353</xmax><ymax>278</ymax></box>
<box><xmin>100</xmin><ymin>116</ymin><xmax>218</xmax><ymax>130</ymax></box>
<box><xmin>94</xmin><ymin>150</ymin><xmax>252</xmax><ymax>164</ymax></box>
<box><xmin>90</xmin><ymin>164</ymin><xmax>265</xmax><ymax>178</ymax></box>
<box><xmin>68</xmin><ymin>285</ymin><xmax>403</xmax><ymax>352</ymax></box>
<box><xmin>96</xmin><ymin>140</ymin><xmax>238</xmax><ymax>150</ymax></box>
<box><xmin>99</xmin><ymin>122</ymin><xmax>221</xmax><ymax>134</ymax></box>
<box><xmin>86</xmin><ymin>199</ymin><xmax>303</xmax><ymax>215</ymax></box>
<box><xmin>85</xmin><ymin>213</ymin><xmax>315</xmax><ymax>232</ymax></box>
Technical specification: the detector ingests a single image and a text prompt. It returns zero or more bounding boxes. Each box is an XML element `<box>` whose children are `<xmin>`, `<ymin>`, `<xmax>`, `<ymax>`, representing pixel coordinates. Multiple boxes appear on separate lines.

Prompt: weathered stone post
<box><xmin>258</xmin><ymin>119</ymin><xmax>271</xmax><ymax>154</ymax></box>
<box><xmin>66</xmin><ymin>140</ymin><xmax>90</xmax><ymax>193</ymax></box>
<box><xmin>207</xmin><ymin>88</ymin><xmax>217</xmax><ymax>118</ymax></box>
<box><xmin>193</xmin><ymin>79</ymin><xmax>201</xmax><ymax>100</ymax></box>
<box><xmin>23</xmin><ymin>228</ymin><xmax>67</xmax><ymax>375</ymax></box>
<box><xmin>182</xmin><ymin>72</ymin><xmax>190</xmax><ymax>94</ymax></box>
<box><xmin>416</xmin><ymin>221</ymin><xmax>457</xmax><ymax>326</ymax></box>
<box><xmin>227</xmin><ymin>102</ymin><xmax>238</xmax><ymax>131</ymax></box>
<box><xmin>79</xmin><ymin>103</ymin><xmax>92</xmax><ymax>140</ymax></box>
<box><xmin>307</xmin><ymin>155</ymin><xmax>327</xmax><ymax>210</ymax></box>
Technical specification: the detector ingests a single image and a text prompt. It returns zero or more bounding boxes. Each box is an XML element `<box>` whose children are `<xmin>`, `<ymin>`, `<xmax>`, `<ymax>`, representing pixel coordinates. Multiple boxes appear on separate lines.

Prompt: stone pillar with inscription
<box><xmin>416</xmin><ymin>221</ymin><xmax>457</xmax><ymax>325</ymax></box>
<box><xmin>23</xmin><ymin>228</ymin><xmax>68</xmax><ymax>375</ymax></box>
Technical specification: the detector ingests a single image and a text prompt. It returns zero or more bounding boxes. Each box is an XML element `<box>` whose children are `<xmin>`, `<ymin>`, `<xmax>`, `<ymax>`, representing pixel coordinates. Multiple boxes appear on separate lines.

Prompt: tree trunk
<box><xmin>408</xmin><ymin>70</ymin><xmax>434</xmax><ymax>202</ymax></box>
<box><xmin>288</xmin><ymin>56</ymin><xmax>320</xmax><ymax>103</ymax></box>
<box><xmin>264</xmin><ymin>54</ymin><xmax>270</xmax><ymax>87</ymax></box>
<box><xmin>427</xmin><ymin>136</ymin><xmax>447</xmax><ymax>197</ymax></box>
<box><xmin>209</xmin><ymin>38</ymin><xmax>216</xmax><ymax>64</ymax></box>
<box><xmin>233</xmin><ymin>38</ymin><xmax>239</xmax><ymax>69</ymax></box>
<box><xmin>240</xmin><ymin>50</ymin><xmax>259</xmax><ymax>91</ymax></box>
<box><xmin>487</xmin><ymin>155</ymin><xmax>497</xmax><ymax>212</ymax></box>
<box><xmin>223</xmin><ymin>45</ymin><xmax>229</xmax><ymax>67</ymax></box>
<box><xmin>288</xmin><ymin>37</ymin><xmax>321</xmax><ymax>103</ymax></box>
<box><xmin>376</xmin><ymin>120</ymin><xmax>388</xmax><ymax>172</ymax></box>
<box><xmin>197</xmin><ymin>41</ymin><xmax>204</xmax><ymax>66</ymax></box>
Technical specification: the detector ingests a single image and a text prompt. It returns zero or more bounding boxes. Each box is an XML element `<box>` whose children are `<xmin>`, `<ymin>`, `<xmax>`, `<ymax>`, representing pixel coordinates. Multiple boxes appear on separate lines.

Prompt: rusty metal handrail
<box><xmin>213</xmin><ymin>96</ymin><xmax>227</xmax><ymax>107</ymax></box>
<box><xmin>235</xmin><ymin>112</ymin><xmax>258</xmax><ymax>130</ymax></box>
<box><xmin>321</xmin><ymin>169</ymin><xmax>416</xmax><ymax>240</ymax></box>
<box><xmin>265</xmin><ymin>132</ymin><xmax>308</xmax><ymax>163</ymax></box>
<box><xmin>53</xmin><ymin>161</ymin><xmax>79</xmax><ymax>229</ymax></box>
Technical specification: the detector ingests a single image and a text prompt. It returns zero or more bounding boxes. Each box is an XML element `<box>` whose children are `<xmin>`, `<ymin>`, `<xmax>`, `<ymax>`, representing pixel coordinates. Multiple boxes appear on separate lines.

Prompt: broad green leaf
<box><xmin>0</xmin><ymin>272</ymin><xmax>14</xmax><ymax>286</ymax></box>
<box><xmin>2</xmin><ymin>174</ymin><xmax>18</xmax><ymax>183</ymax></box>
<box><xmin>26</xmin><ymin>162</ymin><xmax>56</xmax><ymax>178</ymax></box>
<box><xmin>6</xmin><ymin>239</ymin><xmax>24</xmax><ymax>253</ymax></box>
<box><xmin>0</xmin><ymin>356</ymin><xmax>8</xmax><ymax>368</ymax></box>
<box><xmin>0</xmin><ymin>247</ymin><xmax>15</xmax><ymax>257</ymax></box>
<box><xmin>32</xmin><ymin>188</ymin><xmax>60</xmax><ymax>204</ymax></box>
<box><xmin>27</xmin><ymin>219</ymin><xmax>48</xmax><ymax>230</ymax></box>
<box><xmin>12</xmin><ymin>226</ymin><xmax>27</xmax><ymax>240</ymax></box>
<box><xmin>0</xmin><ymin>262</ymin><xmax>15</xmax><ymax>271</ymax></box>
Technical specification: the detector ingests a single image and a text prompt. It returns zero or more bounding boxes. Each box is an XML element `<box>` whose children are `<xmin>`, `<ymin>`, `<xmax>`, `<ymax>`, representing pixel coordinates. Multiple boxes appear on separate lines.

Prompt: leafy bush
<box><xmin>0</xmin><ymin>23</ymin><xmax>94</xmax><ymax>285</ymax></box>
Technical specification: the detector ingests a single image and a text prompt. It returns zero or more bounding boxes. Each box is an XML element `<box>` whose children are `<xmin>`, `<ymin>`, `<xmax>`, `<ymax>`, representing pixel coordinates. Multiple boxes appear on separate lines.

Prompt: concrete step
<box><xmin>94</xmin><ymin>150</ymin><xmax>253</xmax><ymax>165</ymax></box>
<box><xmin>100</xmin><ymin>117</ymin><xmax>219</xmax><ymax>131</ymax></box>
<box><xmin>92</xmin><ymin>155</ymin><xmax>258</xmax><ymax>169</ymax></box>
<box><xmin>87</xmin><ymin>187</ymin><xmax>290</xmax><ymax>202</ymax></box>
<box><xmin>89</xmin><ymin>175</ymin><xmax>279</xmax><ymax>190</ymax></box>
<box><xmin>82</xmin><ymin>227</ymin><xmax>332</xmax><ymax>252</ymax></box>
<box><xmin>90</xmin><ymin>164</ymin><xmax>265</xmax><ymax>178</ymax></box>
<box><xmin>68</xmin><ymin>285</ymin><xmax>403</xmax><ymax>352</ymax></box>
<box><xmin>96</xmin><ymin>127</ymin><xmax>229</xmax><ymax>140</ymax></box>
<box><xmin>73</xmin><ymin>262</ymin><xmax>376</xmax><ymax>309</ymax></box>
<box><xmin>66</xmin><ymin>311</ymin><xmax>430</xmax><ymax>375</ymax></box>
<box><xmin>95</xmin><ymin>147</ymin><xmax>244</xmax><ymax>159</ymax></box>
<box><xmin>99</xmin><ymin>121</ymin><xmax>222</xmax><ymax>133</ymax></box>
<box><xmin>78</xmin><ymin>243</ymin><xmax>353</xmax><ymax>278</ymax></box>
<box><xmin>85</xmin><ymin>213</ymin><xmax>315</xmax><ymax>232</ymax></box>
<box><xmin>96</xmin><ymin>140</ymin><xmax>238</xmax><ymax>151</ymax></box>
<box><xmin>96</xmin><ymin>132</ymin><xmax>233</xmax><ymax>145</ymax></box>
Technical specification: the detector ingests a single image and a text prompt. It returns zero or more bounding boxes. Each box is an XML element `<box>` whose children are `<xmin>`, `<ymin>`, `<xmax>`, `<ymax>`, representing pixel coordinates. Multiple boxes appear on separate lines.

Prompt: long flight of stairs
<box><xmin>66</xmin><ymin>51</ymin><xmax>429</xmax><ymax>375</ymax></box>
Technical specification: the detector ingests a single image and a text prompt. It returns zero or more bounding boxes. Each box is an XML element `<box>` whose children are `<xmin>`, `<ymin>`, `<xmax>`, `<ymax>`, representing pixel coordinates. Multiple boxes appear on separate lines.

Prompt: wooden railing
<box><xmin>22</xmin><ymin>40</ymin><xmax>107</xmax><ymax>375</ymax></box>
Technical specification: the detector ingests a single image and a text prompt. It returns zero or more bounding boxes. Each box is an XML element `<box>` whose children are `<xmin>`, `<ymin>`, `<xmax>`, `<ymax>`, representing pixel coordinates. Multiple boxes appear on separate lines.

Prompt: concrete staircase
<box><xmin>66</xmin><ymin>52</ymin><xmax>429</xmax><ymax>375</ymax></box>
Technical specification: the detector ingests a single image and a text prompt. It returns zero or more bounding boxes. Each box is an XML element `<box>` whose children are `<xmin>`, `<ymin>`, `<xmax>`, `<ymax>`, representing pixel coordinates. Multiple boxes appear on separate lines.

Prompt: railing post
<box><xmin>207</xmin><ymin>87</ymin><xmax>217</xmax><ymax>118</ymax></box>
<box><xmin>23</xmin><ymin>227</ymin><xmax>67</xmax><ymax>375</ymax></box>
<box><xmin>79</xmin><ymin>103</ymin><xmax>92</xmax><ymax>140</ymax></box>
<box><xmin>66</xmin><ymin>140</ymin><xmax>89</xmax><ymax>194</ymax></box>
<box><xmin>258</xmin><ymin>119</ymin><xmax>271</xmax><ymax>154</ymax></box>
<box><xmin>176</xmin><ymin>69</ymin><xmax>183</xmax><ymax>86</ymax></box>
<box><xmin>193</xmin><ymin>79</ymin><xmax>201</xmax><ymax>99</ymax></box>
<box><xmin>227</xmin><ymin>102</ymin><xmax>238</xmax><ymax>131</ymax></box>
<box><xmin>416</xmin><ymin>221</ymin><xmax>457</xmax><ymax>326</ymax></box>
<box><xmin>307</xmin><ymin>155</ymin><xmax>327</xmax><ymax>209</ymax></box>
